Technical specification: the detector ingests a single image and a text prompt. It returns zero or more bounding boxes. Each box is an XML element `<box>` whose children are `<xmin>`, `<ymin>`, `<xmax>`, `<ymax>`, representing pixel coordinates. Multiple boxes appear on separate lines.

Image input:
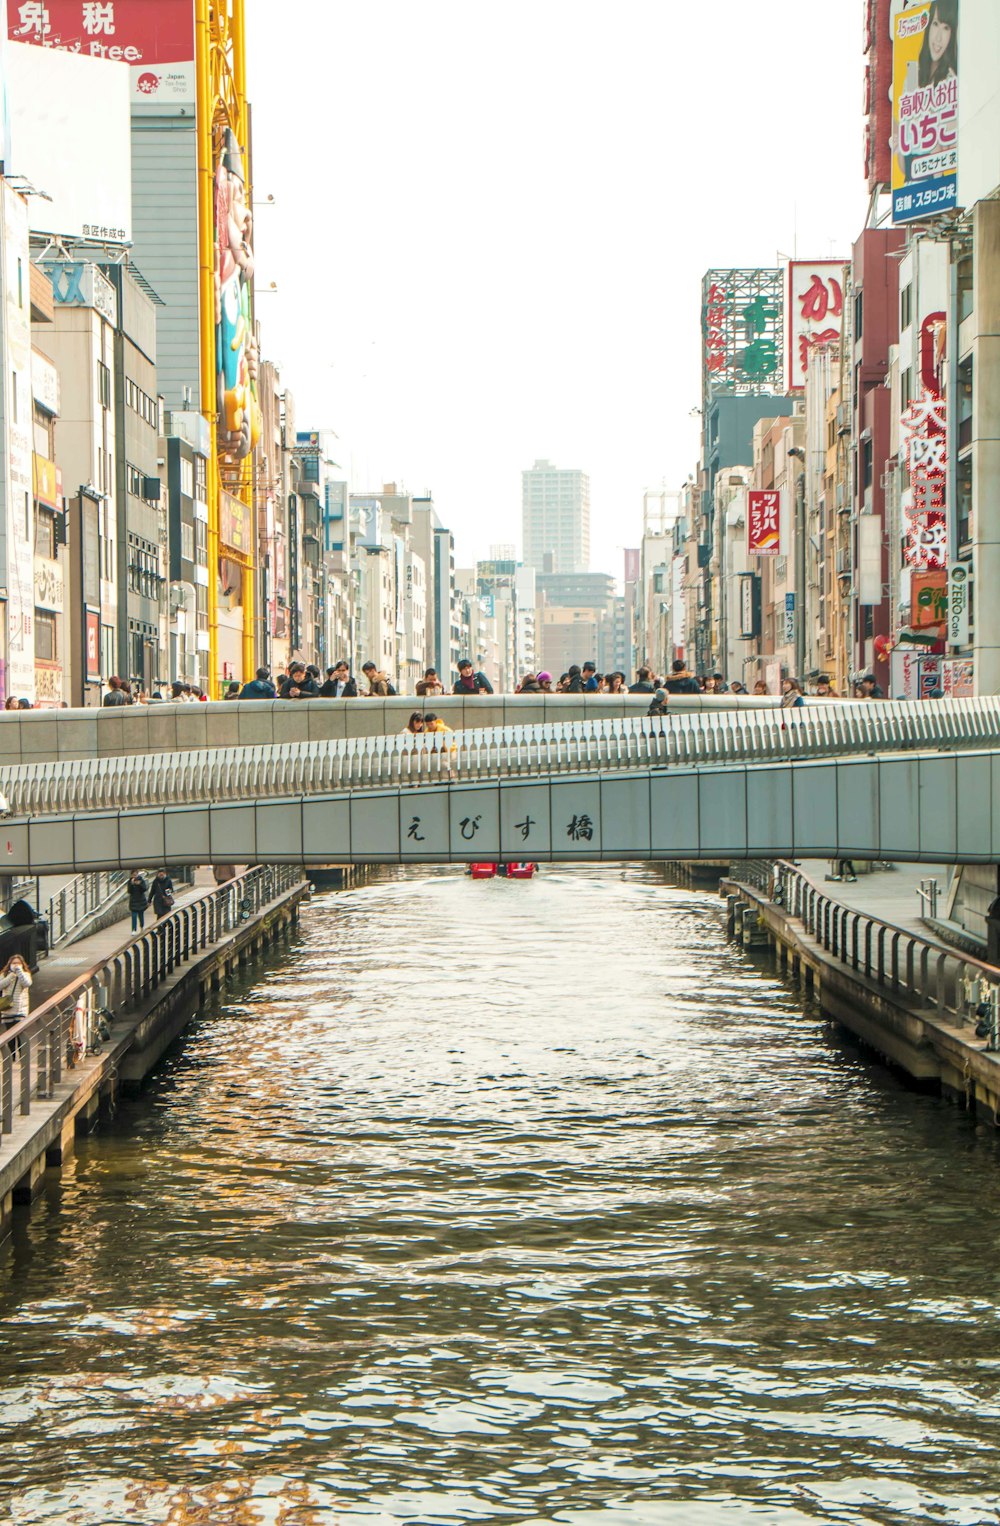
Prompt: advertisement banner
<box><xmin>787</xmin><ymin>261</ymin><xmax>845</xmax><ymax>390</ymax></box>
<box><xmin>85</xmin><ymin>608</ymin><xmax>101</xmax><ymax>683</ymax></box>
<box><xmin>941</xmin><ymin>657</ymin><xmax>974</xmax><ymax>696</ymax></box>
<box><xmin>911</xmin><ymin>568</ymin><xmax>947</xmax><ymax>628</ymax></box>
<box><xmin>747</xmin><ymin>490</ymin><xmax>782</xmax><ymax>555</ymax></box>
<box><xmin>702</xmin><ymin>269</ymin><xmax>783</xmax><ymax>396</ymax></box>
<box><xmin>947</xmin><ymin>560</ymin><xmax>970</xmax><ymax>644</ymax></box>
<box><xmin>219</xmin><ymin>489</ymin><xmax>251</xmax><ymax>556</ymax></box>
<box><xmin>784</xmin><ymin>592</ymin><xmax>796</xmax><ymax>647</ymax></box>
<box><xmin>738</xmin><ymin>574</ymin><xmax>760</xmax><ymax>639</ymax></box>
<box><xmin>7</xmin><ymin>0</ymin><xmax>196</xmax><ymax>110</ymax></box>
<box><xmin>6</xmin><ymin>41</ymin><xmax>131</xmax><ymax>243</ymax></box>
<box><xmin>891</xmin><ymin>1</ymin><xmax>959</xmax><ymax>225</ymax></box>
<box><xmin>215</xmin><ymin>128</ymin><xmax>261</xmax><ymax>462</ymax></box>
<box><xmin>33</xmin><ymin>453</ymin><xmax>59</xmax><ymax>510</ymax></box>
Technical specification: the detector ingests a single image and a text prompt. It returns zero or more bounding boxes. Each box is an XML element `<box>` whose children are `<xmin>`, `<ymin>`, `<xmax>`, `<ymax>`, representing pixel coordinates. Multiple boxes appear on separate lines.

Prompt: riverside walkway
<box><xmin>725</xmin><ymin>858</ymin><xmax>1000</xmax><ymax>1123</ymax></box>
<box><xmin>0</xmin><ymin>865</ymin><xmax>308</xmax><ymax>1242</ymax></box>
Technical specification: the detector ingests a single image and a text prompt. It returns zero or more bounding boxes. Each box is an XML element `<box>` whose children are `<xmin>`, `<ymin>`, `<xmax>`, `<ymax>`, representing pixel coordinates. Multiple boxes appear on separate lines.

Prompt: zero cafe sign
<box><xmin>747</xmin><ymin>490</ymin><xmax>782</xmax><ymax>556</ymax></box>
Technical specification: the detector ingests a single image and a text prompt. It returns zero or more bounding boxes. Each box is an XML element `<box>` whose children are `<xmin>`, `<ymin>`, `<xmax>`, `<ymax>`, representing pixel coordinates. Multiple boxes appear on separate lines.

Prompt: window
<box><xmin>900</xmin><ymin>283</ymin><xmax>912</xmax><ymax>331</ymax></box>
<box><xmin>194</xmin><ymin>517</ymin><xmax>207</xmax><ymax>565</ymax></box>
<box><xmin>180</xmin><ymin>457</ymin><xmax>194</xmax><ymax>499</ymax></box>
<box><xmin>98</xmin><ymin>361</ymin><xmax>111</xmax><ymax>409</ymax></box>
<box><xmin>854</xmin><ymin>291</ymin><xmax>864</xmax><ymax>340</ymax></box>
<box><xmin>194</xmin><ymin>456</ymin><xmax>207</xmax><ymax>502</ymax></box>
<box><xmin>900</xmin><ymin>366</ymin><xmax>912</xmax><ymax>414</ymax></box>
<box><xmin>181</xmin><ymin>521</ymin><xmax>194</xmax><ymax>563</ymax></box>
<box><xmin>34</xmin><ymin>612</ymin><xmax>56</xmax><ymax>662</ymax></box>
<box><xmin>862</xmin><ymin>438</ymin><xmax>873</xmax><ymax>489</ymax></box>
<box><xmin>34</xmin><ymin>509</ymin><xmax>56</xmax><ymax>560</ymax></box>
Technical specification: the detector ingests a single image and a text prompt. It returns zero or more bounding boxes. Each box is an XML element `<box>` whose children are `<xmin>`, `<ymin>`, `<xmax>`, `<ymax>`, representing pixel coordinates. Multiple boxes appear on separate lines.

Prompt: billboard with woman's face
<box><xmin>892</xmin><ymin>1</ymin><xmax>959</xmax><ymax>224</ymax></box>
<box><xmin>214</xmin><ymin>128</ymin><xmax>261</xmax><ymax>464</ymax></box>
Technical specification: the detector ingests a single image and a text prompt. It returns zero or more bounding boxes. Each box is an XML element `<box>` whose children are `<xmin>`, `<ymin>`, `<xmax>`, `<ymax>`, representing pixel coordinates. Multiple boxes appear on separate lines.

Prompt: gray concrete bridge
<box><xmin>0</xmin><ymin>700</ymin><xmax>997</xmax><ymax>874</ymax></box>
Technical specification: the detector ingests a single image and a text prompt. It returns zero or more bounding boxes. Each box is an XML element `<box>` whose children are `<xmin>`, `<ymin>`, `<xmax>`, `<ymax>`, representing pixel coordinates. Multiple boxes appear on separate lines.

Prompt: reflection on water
<box><xmin>1</xmin><ymin>864</ymin><xmax>999</xmax><ymax>1526</ymax></box>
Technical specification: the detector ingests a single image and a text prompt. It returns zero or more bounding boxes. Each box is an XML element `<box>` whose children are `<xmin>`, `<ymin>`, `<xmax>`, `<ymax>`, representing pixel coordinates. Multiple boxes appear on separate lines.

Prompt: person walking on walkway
<box><xmin>128</xmin><ymin>870</ymin><xmax>149</xmax><ymax>932</ymax></box>
<box><xmin>781</xmin><ymin>677</ymin><xmax>805</xmax><ymax>709</ymax></box>
<box><xmin>149</xmin><ymin>870</ymin><xmax>175</xmax><ymax>919</ymax></box>
<box><xmin>0</xmin><ymin>953</ymin><xmax>31</xmax><ymax>1054</ymax></box>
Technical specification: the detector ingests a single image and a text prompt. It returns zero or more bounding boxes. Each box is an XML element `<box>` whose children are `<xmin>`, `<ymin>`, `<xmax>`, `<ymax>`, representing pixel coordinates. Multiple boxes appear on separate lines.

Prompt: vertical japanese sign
<box><xmin>787</xmin><ymin>262</ymin><xmax>846</xmax><ymax>390</ymax></box>
<box><xmin>900</xmin><ymin>373</ymin><xmax>947</xmax><ymax>571</ymax></box>
<box><xmin>7</xmin><ymin>0</ymin><xmax>196</xmax><ymax>110</ymax></box>
<box><xmin>891</xmin><ymin>1</ymin><xmax>959</xmax><ymax>225</ymax></box>
<box><xmin>747</xmin><ymin>490</ymin><xmax>782</xmax><ymax>556</ymax></box>
<box><xmin>702</xmin><ymin>269</ymin><xmax>783</xmax><ymax>396</ymax></box>
<box><xmin>947</xmin><ymin>561</ymin><xmax>970</xmax><ymax>644</ymax></box>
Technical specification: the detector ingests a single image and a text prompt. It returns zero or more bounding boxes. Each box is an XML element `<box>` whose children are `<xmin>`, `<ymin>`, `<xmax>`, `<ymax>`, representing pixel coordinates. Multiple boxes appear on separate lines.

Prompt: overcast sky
<box><xmin>245</xmin><ymin>0</ymin><xmax>867</xmax><ymax>579</ymax></box>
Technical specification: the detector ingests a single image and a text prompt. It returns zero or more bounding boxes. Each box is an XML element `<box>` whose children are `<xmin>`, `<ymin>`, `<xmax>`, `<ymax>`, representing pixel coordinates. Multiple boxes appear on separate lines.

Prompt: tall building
<box><xmin>521</xmin><ymin>459</ymin><xmax>590</xmax><ymax>575</ymax></box>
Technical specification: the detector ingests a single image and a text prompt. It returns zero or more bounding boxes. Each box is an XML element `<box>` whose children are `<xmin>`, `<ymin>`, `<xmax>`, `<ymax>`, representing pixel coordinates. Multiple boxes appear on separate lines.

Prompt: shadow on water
<box><xmin>1</xmin><ymin>863</ymin><xmax>1000</xmax><ymax>1526</ymax></box>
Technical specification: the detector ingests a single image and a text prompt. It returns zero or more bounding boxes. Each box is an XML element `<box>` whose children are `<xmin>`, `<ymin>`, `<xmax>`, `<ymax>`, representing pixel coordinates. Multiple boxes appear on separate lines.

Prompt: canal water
<box><xmin>1</xmin><ymin>865</ymin><xmax>1000</xmax><ymax>1526</ymax></box>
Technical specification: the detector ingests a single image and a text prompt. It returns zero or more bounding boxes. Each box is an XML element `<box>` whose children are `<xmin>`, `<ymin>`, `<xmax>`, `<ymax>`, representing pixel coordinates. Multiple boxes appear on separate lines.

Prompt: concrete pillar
<box><xmin>74</xmin><ymin>1091</ymin><xmax>101</xmax><ymax>1136</ymax></box>
<box><xmin>46</xmin><ymin>1116</ymin><xmax>76</xmax><ymax>1168</ymax></box>
<box><xmin>13</xmin><ymin>1152</ymin><xmax>46</xmax><ymax>1205</ymax></box>
<box><xmin>0</xmin><ymin>1189</ymin><xmax>11</xmax><ymax>1241</ymax></box>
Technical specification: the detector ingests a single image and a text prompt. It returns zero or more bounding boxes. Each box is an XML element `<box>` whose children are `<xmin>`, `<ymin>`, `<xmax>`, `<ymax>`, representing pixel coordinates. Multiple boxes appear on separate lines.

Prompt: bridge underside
<box><xmin>0</xmin><ymin>749</ymin><xmax>996</xmax><ymax>874</ymax></box>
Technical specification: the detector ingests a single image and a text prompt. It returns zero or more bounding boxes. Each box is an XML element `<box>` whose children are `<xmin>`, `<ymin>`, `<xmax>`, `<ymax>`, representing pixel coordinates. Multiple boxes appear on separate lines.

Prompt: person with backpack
<box><xmin>361</xmin><ymin>662</ymin><xmax>397</xmax><ymax>697</ymax></box>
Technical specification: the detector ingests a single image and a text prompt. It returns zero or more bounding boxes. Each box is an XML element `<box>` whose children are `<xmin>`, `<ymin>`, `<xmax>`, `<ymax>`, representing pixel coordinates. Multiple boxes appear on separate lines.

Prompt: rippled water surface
<box><xmin>2</xmin><ymin>865</ymin><xmax>1000</xmax><ymax>1526</ymax></box>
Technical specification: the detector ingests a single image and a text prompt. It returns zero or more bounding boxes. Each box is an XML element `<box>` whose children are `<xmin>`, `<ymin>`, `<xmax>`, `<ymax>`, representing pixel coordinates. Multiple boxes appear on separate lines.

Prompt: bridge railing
<box><xmin>769</xmin><ymin>861</ymin><xmax>1000</xmax><ymax>1042</ymax></box>
<box><xmin>1</xmin><ymin>698</ymin><xmax>998</xmax><ymax>818</ymax></box>
<box><xmin>0</xmin><ymin>864</ymin><xmax>304</xmax><ymax>1145</ymax></box>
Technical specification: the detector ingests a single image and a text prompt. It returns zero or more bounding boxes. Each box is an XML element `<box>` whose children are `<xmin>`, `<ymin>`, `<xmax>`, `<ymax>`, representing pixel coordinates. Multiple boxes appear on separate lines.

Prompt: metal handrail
<box><xmin>1</xmin><ymin>697</ymin><xmax>998</xmax><ymax>818</ymax></box>
<box><xmin>771</xmin><ymin>860</ymin><xmax>1000</xmax><ymax>1045</ymax></box>
<box><xmin>0</xmin><ymin>864</ymin><xmax>304</xmax><ymax>1144</ymax></box>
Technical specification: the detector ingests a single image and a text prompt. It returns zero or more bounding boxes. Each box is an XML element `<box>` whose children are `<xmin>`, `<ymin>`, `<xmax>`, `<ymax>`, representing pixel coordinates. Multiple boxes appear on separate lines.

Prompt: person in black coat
<box><xmin>240</xmin><ymin>667</ymin><xmax>276</xmax><ymax>699</ymax></box>
<box><xmin>127</xmin><ymin>870</ymin><xmax>149</xmax><ymax>932</ymax></box>
<box><xmin>278</xmin><ymin>663</ymin><xmax>319</xmax><ymax>699</ymax></box>
<box><xmin>149</xmin><ymin>870</ymin><xmax>175</xmax><ymax>919</ymax></box>
<box><xmin>319</xmin><ymin>662</ymin><xmax>358</xmax><ymax>697</ymax></box>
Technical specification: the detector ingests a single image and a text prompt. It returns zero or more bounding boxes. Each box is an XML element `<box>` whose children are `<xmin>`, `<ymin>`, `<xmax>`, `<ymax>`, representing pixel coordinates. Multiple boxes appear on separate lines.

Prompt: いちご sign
<box><xmin>891</xmin><ymin>0</ymin><xmax>959</xmax><ymax>225</ymax></box>
<box><xmin>747</xmin><ymin>490</ymin><xmax>782</xmax><ymax>555</ymax></box>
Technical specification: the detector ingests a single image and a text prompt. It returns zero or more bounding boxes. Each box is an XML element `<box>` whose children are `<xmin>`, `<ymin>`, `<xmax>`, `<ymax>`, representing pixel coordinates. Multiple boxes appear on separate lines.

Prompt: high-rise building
<box><xmin>521</xmin><ymin>459</ymin><xmax>590</xmax><ymax>575</ymax></box>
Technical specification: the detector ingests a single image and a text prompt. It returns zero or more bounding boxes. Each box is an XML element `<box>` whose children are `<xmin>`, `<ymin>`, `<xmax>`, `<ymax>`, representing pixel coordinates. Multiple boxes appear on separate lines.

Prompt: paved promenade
<box><xmin>797</xmin><ymin>860</ymin><xmax>952</xmax><ymax>945</ymax></box>
<box><xmin>29</xmin><ymin>870</ymin><xmax>216</xmax><ymax>1008</ymax></box>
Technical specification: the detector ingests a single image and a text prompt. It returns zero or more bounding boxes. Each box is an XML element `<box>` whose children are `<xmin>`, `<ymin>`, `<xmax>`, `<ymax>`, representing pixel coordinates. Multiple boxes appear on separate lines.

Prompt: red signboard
<box><xmin>85</xmin><ymin>608</ymin><xmax>101</xmax><ymax>683</ymax></box>
<box><xmin>747</xmin><ymin>490</ymin><xmax>782</xmax><ymax>556</ymax></box>
<box><xmin>9</xmin><ymin>1</ymin><xmax>195</xmax><ymax>105</ymax></box>
<box><xmin>787</xmin><ymin>261</ymin><xmax>845</xmax><ymax>390</ymax></box>
<box><xmin>864</xmin><ymin>0</ymin><xmax>893</xmax><ymax>191</ymax></box>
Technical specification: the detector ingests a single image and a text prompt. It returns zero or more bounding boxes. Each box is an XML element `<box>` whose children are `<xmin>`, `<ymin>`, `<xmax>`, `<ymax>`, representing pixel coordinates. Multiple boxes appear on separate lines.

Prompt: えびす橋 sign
<box><xmin>747</xmin><ymin>490</ymin><xmax>782</xmax><ymax>556</ymax></box>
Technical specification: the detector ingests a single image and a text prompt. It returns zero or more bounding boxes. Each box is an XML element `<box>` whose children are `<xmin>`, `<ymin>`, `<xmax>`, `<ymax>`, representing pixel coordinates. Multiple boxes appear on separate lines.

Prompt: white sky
<box><xmin>246</xmin><ymin>0</ymin><xmax>867</xmax><ymax>579</ymax></box>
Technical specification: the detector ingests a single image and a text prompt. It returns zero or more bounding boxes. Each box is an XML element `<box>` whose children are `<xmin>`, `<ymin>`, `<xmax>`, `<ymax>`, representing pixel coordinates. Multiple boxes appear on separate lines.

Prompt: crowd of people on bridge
<box><xmin>93</xmin><ymin>659</ymin><xmax>903</xmax><ymax>708</ymax></box>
